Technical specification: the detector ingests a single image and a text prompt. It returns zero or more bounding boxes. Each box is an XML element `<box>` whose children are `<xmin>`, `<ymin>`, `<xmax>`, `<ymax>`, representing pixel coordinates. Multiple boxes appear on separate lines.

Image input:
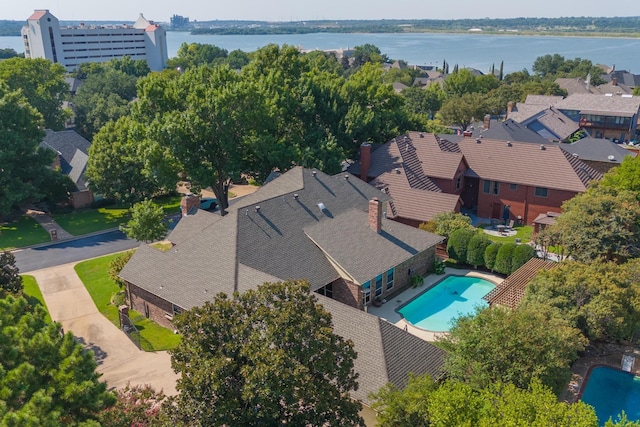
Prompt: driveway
<box><xmin>29</xmin><ymin>263</ymin><xmax>179</xmax><ymax>395</ymax></box>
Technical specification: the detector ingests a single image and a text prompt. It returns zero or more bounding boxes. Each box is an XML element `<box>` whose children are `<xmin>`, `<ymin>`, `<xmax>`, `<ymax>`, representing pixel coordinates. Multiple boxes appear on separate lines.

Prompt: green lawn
<box><xmin>22</xmin><ymin>275</ymin><xmax>52</xmax><ymax>323</ymax></box>
<box><xmin>75</xmin><ymin>253</ymin><xmax>181</xmax><ymax>352</ymax></box>
<box><xmin>477</xmin><ymin>224</ymin><xmax>533</xmax><ymax>244</ymax></box>
<box><xmin>0</xmin><ymin>216</ymin><xmax>51</xmax><ymax>250</ymax></box>
<box><xmin>54</xmin><ymin>206</ymin><xmax>131</xmax><ymax>236</ymax></box>
<box><xmin>152</xmin><ymin>195</ymin><xmax>182</xmax><ymax>215</ymax></box>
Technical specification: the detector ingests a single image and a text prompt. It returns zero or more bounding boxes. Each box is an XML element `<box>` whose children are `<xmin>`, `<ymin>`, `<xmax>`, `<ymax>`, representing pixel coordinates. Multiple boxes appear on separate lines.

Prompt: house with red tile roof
<box><xmin>348</xmin><ymin>132</ymin><xmax>602</xmax><ymax>225</ymax></box>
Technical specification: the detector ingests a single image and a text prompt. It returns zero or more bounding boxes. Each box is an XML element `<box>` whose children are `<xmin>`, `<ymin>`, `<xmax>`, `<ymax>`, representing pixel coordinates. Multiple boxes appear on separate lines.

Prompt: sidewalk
<box><xmin>23</xmin><ymin>207</ymin><xmax>74</xmax><ymax>240</ymax></box>
<box><xmin>30</xmin><ymin>263</ymin><xmax>179</xmax><ymax>395</ymax></box>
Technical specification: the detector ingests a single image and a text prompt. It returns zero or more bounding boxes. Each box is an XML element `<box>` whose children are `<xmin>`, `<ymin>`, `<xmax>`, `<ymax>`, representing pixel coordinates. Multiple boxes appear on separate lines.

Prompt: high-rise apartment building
<box><xmin>22</xmin><ymin>10</ymin><xmax>168</xmax><ymax>71</ymax></box>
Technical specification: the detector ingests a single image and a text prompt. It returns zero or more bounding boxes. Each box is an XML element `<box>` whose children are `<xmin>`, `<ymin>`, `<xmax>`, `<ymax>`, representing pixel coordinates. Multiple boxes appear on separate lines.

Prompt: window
<box><xmin>455</xmin><ymin>173</ymin><xmax>462</xmax><ymax>190</ymax></box>
<box><xmin>375</xmin><ymin>274</ymin><xmax>383</xmax><ymax>297</ymax></box>
<box><xmin>362</xmin><ymin>281</ymin><xmax>371</xmax><ymax>305</ymax></box>
<box><xmin>172</xmin><ymin>304</ymin><xmax>183</xmax><ymax>316</ymax></box>
<box><xmin>483</xmin><ymin>180</ymin><xmax>499</xmax><ymax>195</ymax></box>
<box><xmin>509</xmin><ymin>183</ymin><xmax>518</xmax><ymax>191</ymax></box>
<box><xmin>386</xmin><ymin>268</ymin><xmax>395</xmax><ymax>290</ymax></box>
<box><xmin>534</xmin><ymin>187</ymin><xmax>548</xmax><ymax>197</ymax></box>
<box><xmin>317</xmin><ymin>283</ymin><xmax>333</xmax><ymax>299</ymax></box>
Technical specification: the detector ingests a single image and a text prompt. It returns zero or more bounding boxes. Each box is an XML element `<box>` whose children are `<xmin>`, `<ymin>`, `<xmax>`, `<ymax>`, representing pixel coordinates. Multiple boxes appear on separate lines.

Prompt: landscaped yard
<box><xmin>54</xmin><ymin>206</ymin><xmax>131</xmax><ymax>236</ymax></box>
<box><xmin>75</xmin><ymin>253</ymin><xmax>181</xmax><ymax>351</ymax></box>
<box><xmin>478</xmin><ymin>224</ymin><xmax>533</xmax><ymax>244</ymax></box>
<box><xmin>0</xmin><ymin>216</ymin><xmax>51</xmax><ymax>250</ymax></box>
<box><xmin>22</xmin><ymin>274</ymin><xmax>52</xmax><ymax>323</ymax></box>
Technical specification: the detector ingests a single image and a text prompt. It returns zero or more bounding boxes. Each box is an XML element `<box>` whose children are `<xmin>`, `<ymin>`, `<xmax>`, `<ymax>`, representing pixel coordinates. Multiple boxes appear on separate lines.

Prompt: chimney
<box><xmin>483</xmin><ymin>114</ymin><xmax>491</xmax><ymax>129</ymax></box>
<box><xmin>368</xmin><ymin>197</ymin><xmax>382</xmax><ymax>233</ymax></box>
<box><xmin>360</xmin><ymin>142</ymin><xmax>372</xmax><ymax>181</ymax></box>
<box><xmin>506</xmin><ymin>101</ymin><xmax>514</xmax><ymax>119</ymax></box>
<box><xmin>180</xmin><ymin>193</ymin><xmax>200</xmax><ymax>216</ymax></box>
<box><xmin>462</xmin><ymin>130</ymin><xmax>473</xmax><ymax>137</ymax></box>
<box><xmin>612</xmin><ymin>77</ymin><xmax>618</xmax><ymax>86</ymax></box>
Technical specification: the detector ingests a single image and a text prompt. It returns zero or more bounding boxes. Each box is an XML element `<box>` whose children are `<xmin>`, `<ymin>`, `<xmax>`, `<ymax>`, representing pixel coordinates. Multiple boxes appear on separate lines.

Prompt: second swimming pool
<box><xmin>398</xmin><ymin>275</ymin><xmax>496</xmax><ymax>332</ymax></box>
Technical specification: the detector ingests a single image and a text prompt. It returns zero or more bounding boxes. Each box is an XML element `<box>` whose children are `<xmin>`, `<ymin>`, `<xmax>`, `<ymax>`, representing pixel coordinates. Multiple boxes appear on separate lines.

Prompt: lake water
<box><xmin>2</xmin><ymin>32</ymin><xmax>640</xmax><ymax>74</ymax></box>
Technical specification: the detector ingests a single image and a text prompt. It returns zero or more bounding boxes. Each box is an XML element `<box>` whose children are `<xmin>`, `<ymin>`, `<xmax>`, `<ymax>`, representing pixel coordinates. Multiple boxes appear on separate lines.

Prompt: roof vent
<box><xmin>293</xmin><ymin>193</ymin><xmax>299</xmax><ymax>200</ymax></box>
<box><xmin>317</xmin><ymin>202</ymin><xmax>326</xmax><ymax>211</ymax></box>
<box><xmin>344</xmin><ymin>174</ymin><xmax>349</xmax><ymax>180</ymax></box>
<box><xmin>419</xmin><ymin>132</ymin><xmax>424</xmax><ymax>138</ymax></box>
<box><xmin>394</xmin><ymin>167</ymin><xmax>401</xmax><ymax>173</ymax></box>
<box><xmin>572</xmin><ymin>153</ymin><xmax>579</xmax><ymax>158</ymax></box>
<box><xmin>312</xmin><ymin>170</ymin><xmax>317</xmax><ymax>177</ymax></box>
<box><xmin>476</xmin><ymin>138</ymin><xmax>481</xmax><ymax>143</ymax></box>
<box><xmin>540</xmin><ymin>145</ymin><xmax>546</xmax><ymax>150</ymax></box>
<box><xmin>506</xmin><ymin>141</ymin><xmax>512</xmax><ymax>147</ymax></box>
<box><xmin>255</xmin><ymin>205</ymin><xmax>261</xmax><ymax>212</ymax></box>
<box><xmin>608</xmin><ymin>155</ymin><xmax>616</xmax><ymax>161</ymax></box>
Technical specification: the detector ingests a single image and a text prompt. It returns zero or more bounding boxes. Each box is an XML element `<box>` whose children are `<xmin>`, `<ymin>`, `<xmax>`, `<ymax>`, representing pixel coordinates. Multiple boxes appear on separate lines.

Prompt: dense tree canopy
<box><xmin>0</xmin><ymin>251</ymin><xmax>22</xmax><ymax>294</ymax></box>
<box><xmin>0</xmin><ymin>82</ymin><xmax>54</xmax><ymax>215</ymax></box>
<box><xmin>120</xmin><ymin>199</ymin><xmax>168</xmax><ymax>243</ymax></box>
<box><xmin>522</xmin><ymin>260</ymin><xmax>640</xmax><ymax>342</ymax></box>
<box><xmin>371</xmin><ymin>376</ymin><xmax>599</xmax><ymax>427</ymax></box>
<box><xmin>438</xmin><ymin>305</ymin><xmax>587</xmax><ymax>394</ymax></box>
<box><xmin>168</xmin><ymin>280</ymin><xmax>363</xmax><ymax>426</ymax></box>
<box><xmin>0</xmin><ymin>58</ymin><xmax>69</xmax><ymax>130</ymax></box>
<box><xmin>0</xmin><ymin>295</ymin><xmax>115</xmax><ymax>424</ymax></box>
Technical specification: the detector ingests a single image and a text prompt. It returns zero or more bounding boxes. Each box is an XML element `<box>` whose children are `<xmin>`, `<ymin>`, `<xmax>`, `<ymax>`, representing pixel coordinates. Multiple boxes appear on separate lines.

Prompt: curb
<box><xmin>9</xmin><ymin>227</ymin><xmax>124</xmax><ymax>252</ymax></box>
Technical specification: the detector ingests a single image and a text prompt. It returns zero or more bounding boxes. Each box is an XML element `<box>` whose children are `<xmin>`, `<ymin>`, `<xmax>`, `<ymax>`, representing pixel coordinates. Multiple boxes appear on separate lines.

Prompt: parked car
<box><xmin>199</xmin><ymin>198</ymin><xmax>218</xmax><ymax>211</ymax></box>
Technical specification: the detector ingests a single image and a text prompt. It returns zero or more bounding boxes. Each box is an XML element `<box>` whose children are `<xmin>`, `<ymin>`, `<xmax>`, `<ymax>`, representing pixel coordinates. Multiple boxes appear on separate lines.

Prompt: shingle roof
<box><xmin>318</xmin><ymin>295</ymin><xmax>446</xmax><ymax>405</ymax></box>
<box><xmin>561</xmin><ymin>138</ymin><xmax>637</xmax><ymax>163</ymax></box>
<box><xmin>484</xmin><ymin>258</ymin><xmax>557</xmax><ymax>309</ymax></box>
<box><xmin>305</xmin><ymin>209</ymin><xmax>443</xmax><ymax>284</ymax></box>
<box><xmin>370</xmin><ymin>170</ymin><xmax>461</xmax><ymax>223</ymax></box>
<box><xmin>530</xmin><ymin>108</ymin><xmax>579</xmax><ymax>141</ymax></box>
<box><xmin>457</xmin><ymin>137</ymin><xmax>602</xmax><ymax>192</ymax></box>
<box><xmin>602</xmin><ymin>70</ymin><xmax>640</xmax><ymax>88</ymax></box>
<box><xmin>121</xmin><ymin>167</ymin><xmax>440</xmax><ymax>305</ymax></box>
<box><xmin>554</xmin><ymin>93</ymin><xmax>640</xmax><ymax>116</ymax></box>
<box><xmin>525</xmin><ymin>95</ymin><xmax>565</xmax><ymax>105</ymax></box>
<box><xmin>479</xmin><ymin>119</ymin><xmax>550</xmax><ymax>144</ymax></box>
<box><xmin>39</xmin><ymin>129</ymin><xmax>92</xmax><ymax>190</ymax></box>
<box><xmin>507</xmin><ymin>103</ymin><xmax>548</xmax><ymax>123</ymax></box>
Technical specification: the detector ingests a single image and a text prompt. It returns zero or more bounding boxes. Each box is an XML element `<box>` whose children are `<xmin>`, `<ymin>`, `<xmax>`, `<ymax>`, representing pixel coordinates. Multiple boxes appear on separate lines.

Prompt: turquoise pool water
<box><xmin>581</xmin><ymin>366</ymin><xmax>640</xmax><ymax>425</ymax></box>
<box><xmin>398</xmin><ymin>275</ymin><xmax>495</xmax><ymax>332</ymax></box>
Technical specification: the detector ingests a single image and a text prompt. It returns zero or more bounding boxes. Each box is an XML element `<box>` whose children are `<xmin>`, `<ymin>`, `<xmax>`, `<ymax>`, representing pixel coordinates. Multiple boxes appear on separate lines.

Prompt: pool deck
<box><xmin>365</xmin><ymin>268</ymin><xmax>503</xmax><ymax>342</ymax></box>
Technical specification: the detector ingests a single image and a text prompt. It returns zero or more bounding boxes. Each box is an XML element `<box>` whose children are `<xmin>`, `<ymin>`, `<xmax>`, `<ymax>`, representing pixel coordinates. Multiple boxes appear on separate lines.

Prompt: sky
<box><xmin>3</xmin><ymin>0</ymin><xmax>640</xmax><ymax>22</ymax></box>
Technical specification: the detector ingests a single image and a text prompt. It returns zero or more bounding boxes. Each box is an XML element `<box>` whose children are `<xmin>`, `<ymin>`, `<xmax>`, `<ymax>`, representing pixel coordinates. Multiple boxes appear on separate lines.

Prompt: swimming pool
<box><xmin>398</xmin><ymin>275</ymin><xmax>496</xmax><ymax>332</ymax></box>
<box><xmin>580</xmin><ymin>366</ymin><xmax>640</xmax><ymax>425</ymax></box>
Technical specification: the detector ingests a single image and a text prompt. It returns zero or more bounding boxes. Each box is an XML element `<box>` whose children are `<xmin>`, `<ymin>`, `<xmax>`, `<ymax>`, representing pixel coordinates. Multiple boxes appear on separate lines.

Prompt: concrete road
<box><xmin>14</xmin><ymin>230</ymin><xmax>139</xmax><ymax>273</ymax></box>
<box><xmin>30</xmin><ymin>263</ymin><xmax>179</xmax><ymax>395</ymax></box>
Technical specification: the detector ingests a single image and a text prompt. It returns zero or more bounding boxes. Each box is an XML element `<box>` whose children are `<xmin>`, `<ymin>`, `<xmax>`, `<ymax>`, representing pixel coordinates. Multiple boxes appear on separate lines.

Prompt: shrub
<box><xmin>511</xmin><ymin>244</ymin><xmax>537</xmax><ymax>274</ymax></box>
<box><xmin>109</xmin><ymin>250</ymin><xmax>135</xmax><ymax>288</ymax></box>
<box><xmin>418</xmin><ymin>220</ymin><xmax>437</xmax><ymax>234</ymax></box>
<box><xmin>447</xmin><ymin>228</ymin><xmax>475</xmax><ymax>263</ymax></box>
<box><xmin>484</xmin><ymin>243</ymin><xmax>502</xmax><ymax>271</ymax></box>
<box><xmin>434</xmin><ymin>211</ymin><xmax>472</xmax><ymax>239</ymax></box>
<box><xmin>494</xmin><ymin>243</ymin><xmax>517</xmax><ymax>275</ymax></box>
<box><xmin>433</xmin><ymin>258</ymin><xmax>446</xmax><ymax>275</ymax></box>
<box><xmin>466</xmin><ymin>233</ymin><xmax>491</xmax><ymax>268</ymax></box>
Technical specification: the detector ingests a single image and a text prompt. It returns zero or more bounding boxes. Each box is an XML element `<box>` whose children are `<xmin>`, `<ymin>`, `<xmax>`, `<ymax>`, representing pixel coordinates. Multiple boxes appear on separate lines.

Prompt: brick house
<box><xmin>349</xmin><ymin>132</ymin><xmax>602</xmax><ymax>225</ymax></box>
<box><xmin>120</xmin><ymin>167</ymin><xmax>446</xmax><ymax>405</ymax></box>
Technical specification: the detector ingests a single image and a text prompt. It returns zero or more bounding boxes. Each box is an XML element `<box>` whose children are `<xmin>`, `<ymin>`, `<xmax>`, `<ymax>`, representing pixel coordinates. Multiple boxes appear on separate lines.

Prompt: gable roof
<box><xmin>39</xmin><ymin>129</ymin><xmax>91</xmax><ymax>190</ymax></box>
<box><xmin>602</xmin><ymin>70</ymin><xmax>640</xmax><ymax>87</ymax></box>
<box><xmin>478</xmin><ymin>119</ymin><xmax>551</xmax><ymax>144</ymax></box>
<box><xmin>121</xmin><ymin>167</ymin><xmax>441</xmax><ymax>309</ymax></box>
<box><xmin>484</xmin><ymin>258</ymin><xmax>557</xmax><ymax>309</ymax></box>
<box><xmin>524</xmin><ymin>94</ymin><xmax>565</xmax><ymax>105</ymax></box>
<box><xmin>507</xmin><ymin>102</ymin><xmax>548</xmax><ymax>123</ymax></box>
<box><xmin>554</xmin><ymin>93</ymin><xmax>640</xmax><ymax>116</ymax></box>
<box><xmin>457</xmin><ymin>137</ymin><xmax>602</xmax><ymax>192</ymax></box>
<box><xmin>320</xmin><ymin>295</ymin><xmax>446</xmax><ymax>405</ymax></box>
<box><xmin>561</xmin><ymin>138</ymin><xmax>637</xmax><ymax>163</ymax></box>
<box><xmin>526</xmin><ymin>107</ymin><xmax>579</xmax><ymax>141</ymax></box>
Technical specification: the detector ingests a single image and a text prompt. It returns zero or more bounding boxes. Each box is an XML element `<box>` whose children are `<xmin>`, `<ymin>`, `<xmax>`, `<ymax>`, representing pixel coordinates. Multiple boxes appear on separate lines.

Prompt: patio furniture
<box><xmin>507</xmin><ymin>219</ymin><xmax>515</xmax><ymax>230</ymax></box>
<box><xmin>496</xmin><ymin>224</ymin><xmax>506</xmax><ymax>235</ymax></box>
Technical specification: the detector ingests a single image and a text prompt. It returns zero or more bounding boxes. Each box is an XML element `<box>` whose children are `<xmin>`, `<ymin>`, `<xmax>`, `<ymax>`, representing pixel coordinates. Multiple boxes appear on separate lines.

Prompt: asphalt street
<box><xmin>13</xmin><ymin>230</ymin><xmax>139</xmax><ymax>273</ymax></box>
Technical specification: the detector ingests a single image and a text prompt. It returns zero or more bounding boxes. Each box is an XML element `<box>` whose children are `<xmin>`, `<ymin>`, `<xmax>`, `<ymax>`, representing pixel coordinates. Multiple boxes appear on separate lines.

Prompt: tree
<box><xmin>0</xmin><ymin>82</ymin><xmax>54</xmax><ymax>215</ymax></box>
<box><xmin>108</xmin><ymin>250</ymin><xmax>135</xmax><ymax>288</ymax></box>
<box><xmin>166</xmin><ymin>42</ymin><xmax>228</xmax><ymax>70</ymax></box>
<box><xmin>484</xmin><ymin>242</ymin><xmax>502</xmax><ymax>271</ymax></box>
<box><xmin>438</xmin><ymin>92</ymin><xmax>487</xmax><ymax>131</ymax></box>
<box><xmin>168</xmin><ymin>280</ymin><xmax>363</xmax><ymax>426</ymax></box>
<box><xmin>351</xmin><ymin>44</ymin><xmax>387</xmax><ymax>67</ymax></box>
<box><xmin>370</xmin><ymin>374</ymin><xmax>437</xmax><ymax>427</ymax></box>
<box><xmin>510</xmin><ymin>244</ymin><xmax>536</xmax><ymax>273</ymax></box>
<box><xmin>522</xmin><ymin>260</ymin><xmax>640</xmax><ymax>342</ymax></box>
<box><xmin>431</xmin><ymin>211</ymin><xmax>472</xmax><ymax>238</ymax></box>
<box><xmin>86</xmin><ymin>117</ymin><xmax>166</xmax><ymax>206</ymax></box>
<box><xmin>0</xmin><ymin>250</ymin><xmax>22</xmax><ymax>294</ymax></box>
<box><xmin>438</xmin><ymin>305</ymin><xmax>587</xmax><ymax>393</ymax></box>
<box><xmin>401</xmin><ymin>85</ymin><xmax>445</xmax><ymax>119</ymax></box>
<box><xmin>494</xmin><ymin>242</ymin><xmax>517</xmax><ymax>275</ymax></box>
<box><xmin>551</xmin><ymin>185</ymin><xmax>640</xmax><ymax>263</ymax></box>
<box><xmin>443</xmin><ymin>68</ymin><xmax>478</xmax><ymax>97</ymax></box>
<box><xmin>97</xmin><ymin>383</ymin><xmax>166</xmax><ymax>427</ymax></box>
<box><xmin>447</xmin><ymin>228</ymin><xmax>476</xmax><ymax>263</ymax></box>
<box><xmin>0</xmin><ymin>57</ymin><xmax>70</xmax><ymax>130</ymax></box>
<box><xmin>466</xmin><ymin>233</ymin><xmax>491</xmax><ymax>268</ymax></box>
<box><xmin>0</xmin><ymin>295</ymin><xmax>115</xmax><ymax>424</ymax></box>
<box><xmin>120</xmin><ymin>199</ymin><xmax>168</xmax><ymax>243</ymax></box>
<box><xmin>0</xmin><ymin>48</ymin><xmax>20</xmax><ymax>59</ymax></box>
<box><xmin>599</xmin><ymin>155</ymin><xmax>640</xmax><ymax>198</ymax></box>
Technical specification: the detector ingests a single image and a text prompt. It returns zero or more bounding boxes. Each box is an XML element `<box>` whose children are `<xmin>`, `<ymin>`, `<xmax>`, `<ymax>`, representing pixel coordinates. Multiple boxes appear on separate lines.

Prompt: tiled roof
<box><xmin>28</xmin><ymin>10</ymin><xmax>49</xmax><ymax>20</ymax></box>
<box><xmin>319</xmin><ymin>295</ymin><xmax>446</xmax><ymax>405</ymax></box>
<box><xmin>484</xmin><ymin>258</ymin><xmax>557</xmax><ymax>309</ymax></box>
<box><xmin>554</xmin><ymin>93</ymin><xmax>640</xmax><ymax>116</ymax></box>
<box><xmin>561</xmin><ymin>138</ymin><xmax>637</xmax><ymax>163</ymax></box>
<box><xmin>39</xmin><ymin>129</ymin><xmax>91</xmax><ymax>190</ymax></box>
<box><xmin>457</xmin><ymin>137</ymin><xmax>602</xmax><ymax>192</ymax></box>
<box><xmin>371</xmin><ymin>170</ymin><xmax>461</xmax><ymax>223</ymax></box>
